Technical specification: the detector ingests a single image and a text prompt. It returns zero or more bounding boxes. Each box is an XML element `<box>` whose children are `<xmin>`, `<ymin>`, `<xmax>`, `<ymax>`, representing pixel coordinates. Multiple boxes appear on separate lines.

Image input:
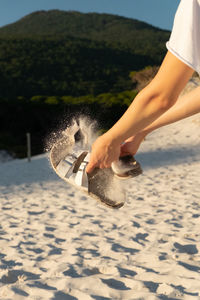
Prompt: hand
<box><xmin>120</xmin><ymin>132</ymin><xmax>145</xmax><ymax>157</ymax></box>
<box><xmin>86</xmin><ymin>133</ymin><xmax>121</xmax><ymax>173</ymax></box>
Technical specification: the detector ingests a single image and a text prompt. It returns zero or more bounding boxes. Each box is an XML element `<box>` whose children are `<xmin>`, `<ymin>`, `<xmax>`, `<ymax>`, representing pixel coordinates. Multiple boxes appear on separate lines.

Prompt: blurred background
<box><xmin>0</xmin><ymin>0</ymin><xmax>179</xmax><ymax>159</ymax></box>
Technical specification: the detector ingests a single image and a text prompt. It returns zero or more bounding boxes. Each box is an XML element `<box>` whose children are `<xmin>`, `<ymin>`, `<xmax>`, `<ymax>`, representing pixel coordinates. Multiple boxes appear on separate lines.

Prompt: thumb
<box><xmin>86</xmin><ymin>161</ymin><xmax>96</xmax><ymax>174</ymax></box>
<box><xmin>120</xmin><ymin>143</ymin><xmax>129</xmax><ymax>156</ymax></box>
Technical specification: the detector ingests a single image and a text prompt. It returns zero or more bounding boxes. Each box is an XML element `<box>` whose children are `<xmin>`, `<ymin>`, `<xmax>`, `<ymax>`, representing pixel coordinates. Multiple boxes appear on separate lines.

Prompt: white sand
<box><xmin>1</xmin><ymin>96</ymin><xmax>200</xmax><ymax>299</ymax></box>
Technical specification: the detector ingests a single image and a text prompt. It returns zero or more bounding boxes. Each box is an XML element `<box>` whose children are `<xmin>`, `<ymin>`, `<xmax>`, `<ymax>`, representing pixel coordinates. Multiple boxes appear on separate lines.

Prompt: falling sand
<box><xmin>48</xmin><ymin>115</ymin><xmax>127</xmax><ymax>208</ymax></box>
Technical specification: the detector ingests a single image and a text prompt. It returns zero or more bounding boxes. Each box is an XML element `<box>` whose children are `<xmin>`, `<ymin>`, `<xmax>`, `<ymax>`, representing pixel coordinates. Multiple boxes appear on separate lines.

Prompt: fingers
<box><xmin>86</xmin><ymin>161</ymin><xmax>96</xmax><ymax>174</ymax></box>
<box><xmin>120</xmin><ymin>143</ymin><xmax>131</xmax><ymax>156</ymax></box>
<box><xmin>120</xmin><ymin>141</ymin><xmax>136</xmax><ymax>156</ymax></box>
<box><xmin>120</xmin><ymin>150</ymin><xmax>131</xmax><ymax>157</ymax></box>
<box><xmin>86</xmin><ymin>161</ymin><xmax>111</xmax><ymax>173</ymax></box>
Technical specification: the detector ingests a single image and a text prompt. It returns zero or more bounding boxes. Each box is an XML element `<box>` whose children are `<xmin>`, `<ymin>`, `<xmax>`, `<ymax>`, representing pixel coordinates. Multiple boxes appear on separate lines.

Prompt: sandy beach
<box><xmin>1</xmin><ymin>98</ymin><xmax>200</xmax><ymax>299</ymax></box>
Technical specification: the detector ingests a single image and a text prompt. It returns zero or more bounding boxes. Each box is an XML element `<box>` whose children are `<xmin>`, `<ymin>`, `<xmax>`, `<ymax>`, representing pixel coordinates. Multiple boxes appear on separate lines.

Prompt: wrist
<box><xmin>125</xmin><ymin>130</ymin><xmax>147</xmax><ymax>143</ymax></box>
<box><xmin>103</xmin><ymin>130</ymin><xmax>124</xmax><ymax>146</ymax></box>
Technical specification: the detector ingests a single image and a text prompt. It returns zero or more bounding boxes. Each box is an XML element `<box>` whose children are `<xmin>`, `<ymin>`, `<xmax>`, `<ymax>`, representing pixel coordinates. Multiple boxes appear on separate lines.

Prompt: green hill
<box><xmin>0</xmin><ymin>10</ymin><xmax>170</xmax><ymax>61</ymax></box>
<box><xmin>0</xmin><ymin>10</ymin><xmax>170</xmax><ymax>98</ymax></box>
<box><xmin>0</xmin><ymin>10</ymin><xmax>169</xmax><ymax>43</ymax></box>
<box><xmin>0</xmin><ymin>10</ymin><xmax>157</xmax><ymax>34</ymax></box>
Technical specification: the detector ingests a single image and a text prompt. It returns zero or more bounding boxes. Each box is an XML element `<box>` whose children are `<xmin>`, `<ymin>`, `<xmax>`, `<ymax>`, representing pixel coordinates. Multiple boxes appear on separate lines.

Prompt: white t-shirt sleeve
<box><xmin>166</xmin><ymin>0</ymin><xmax>200</xmax><ymax>75</ymax></box>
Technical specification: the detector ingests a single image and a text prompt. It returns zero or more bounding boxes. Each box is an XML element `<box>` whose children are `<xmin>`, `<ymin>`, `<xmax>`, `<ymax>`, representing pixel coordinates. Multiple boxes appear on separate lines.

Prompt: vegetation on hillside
<box><xmin>0</xmin><ymin>10</ymin><xmax>169</xmax><ymax>61</ymax></box>
<box><xmin>0</xmin><ymin>36</ymin><xmax>151</xmax><ymax>98</ymax></box>
<box><xmin>0</xmin><ymin>11</ymin><xmax>170</xmax><ymax>99</ymax></box>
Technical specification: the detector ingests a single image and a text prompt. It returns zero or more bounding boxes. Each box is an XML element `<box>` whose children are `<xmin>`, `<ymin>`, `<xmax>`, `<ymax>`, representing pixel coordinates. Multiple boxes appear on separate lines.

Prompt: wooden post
<box><xmin>26</xmin><ymin>132</ymin><xmax>31</xmax><ymax>162</ymax></box>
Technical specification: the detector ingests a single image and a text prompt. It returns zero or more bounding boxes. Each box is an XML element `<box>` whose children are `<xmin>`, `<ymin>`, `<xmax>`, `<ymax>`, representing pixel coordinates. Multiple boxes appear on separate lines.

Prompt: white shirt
<box><xmin>166</xmin><ymin>0</ymin><xmax>200</xmax><ymax>75</ymax></box>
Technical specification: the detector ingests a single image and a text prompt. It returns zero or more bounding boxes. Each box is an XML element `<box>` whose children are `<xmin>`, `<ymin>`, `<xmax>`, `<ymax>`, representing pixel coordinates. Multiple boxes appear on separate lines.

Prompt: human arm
<box><xmin>121</xmin><ymin>84</ymin><xmax>200</xmax><ymax>156</ymax></box>
<box><xmin>86</xmin><ymin>51</ymin><xmax>194</xmax><ymax>173</ymax></box>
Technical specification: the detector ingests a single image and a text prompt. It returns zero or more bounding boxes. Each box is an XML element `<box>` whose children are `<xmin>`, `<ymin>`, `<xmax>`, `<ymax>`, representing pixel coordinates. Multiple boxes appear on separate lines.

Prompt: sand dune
<box><xmin>1</xmin><ymin>104</ymin><xmax>200</xmax><ymax>298</ymax></box>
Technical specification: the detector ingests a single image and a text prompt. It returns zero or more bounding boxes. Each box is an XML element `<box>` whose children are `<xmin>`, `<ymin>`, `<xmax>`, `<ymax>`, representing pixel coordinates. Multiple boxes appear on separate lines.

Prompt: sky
<box><xmin>0</xmin><ymin>0</ymin><xmax>180</xmax><ymax>31</ymax></box>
